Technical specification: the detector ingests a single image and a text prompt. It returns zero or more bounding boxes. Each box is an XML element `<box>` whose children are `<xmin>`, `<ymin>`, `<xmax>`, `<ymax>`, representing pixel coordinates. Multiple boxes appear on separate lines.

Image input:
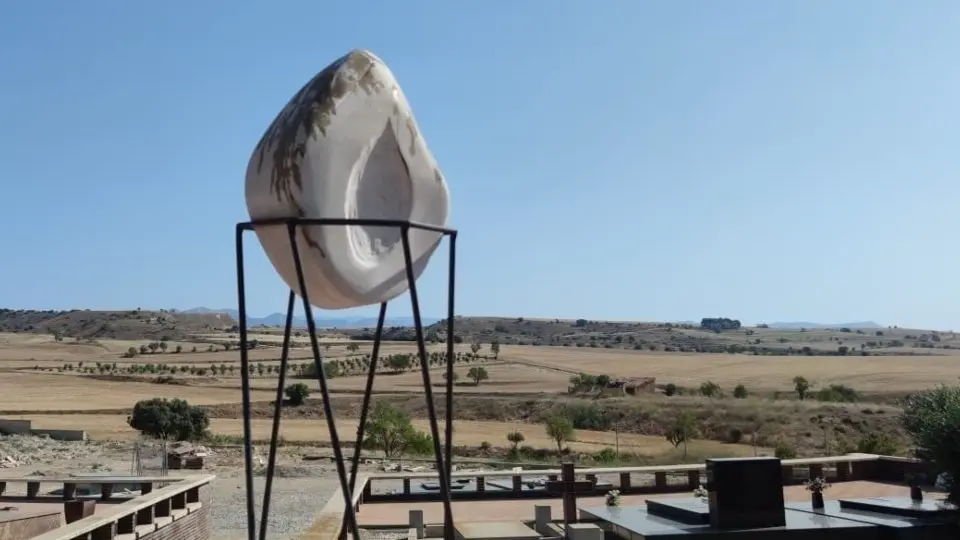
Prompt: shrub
<box><xmin>699</xmin><ymin>381</ymin><xmax>721</xmax><ymax>398</ymax></box>
<box><xmin>793</xmin><ymin>376</ymin><xmax>810</xmax><ymax>401</ymax></box>
<box><xmin>284</xmin><ymin>383</ymin><xmax>310</xmax><ymax>406</ymax></box>
<box><xmin>774</xmin><ymin>440</ymin><xmax>797</xmax><ymax>459</ymax></box>
<box><xmin>727</xmin><ymin>428</ymin><xmax>743</xmax><ymax>444</ymax></box>
<box><xmin>733</xmin><ymin>384</ymin><xmax>748</xmax><ymax>399</ymax></box>
<box><xmin>816</xmin><ymin>384</ymin><xmax>859</xmax><ymax>403</ymax></box>
<box><xmin>901</xmin><ymin>384</ymin><xmax>960</xmax><ymax>507</ymax></box>
<box><xmin>127</xmin><ymin>398</ymin><xmax>209</xmax><ymax>441</ymax></box>
<box><xmin>506</xmin><ymin>431</ymin><xmax>525</xmax><ymax>453</ymax></box>
<box><xmin>664</xmin><ymin>383</ymin><xmax>678</xmax><ymax>397</ymax></box>
<box><xmin>594</xmin><ymin>448</ymin><xmax>619</xmax><ymax>463</ymax></box>
<box><xmin>854</xmin><ymin>432</ymin><xmax>899</xmax><ymax>456</ymax></box>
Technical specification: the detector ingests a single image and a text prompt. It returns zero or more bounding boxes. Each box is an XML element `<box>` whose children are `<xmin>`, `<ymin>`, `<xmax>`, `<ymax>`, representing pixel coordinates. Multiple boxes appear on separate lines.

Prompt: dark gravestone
<box><xmin>64</xmin><ymin>499</ymin><xmax>96</xmax><ymax>524</ymax></box>
<box><xmin>707</xmin><ymin>457</ymin><xmax>786</xmax><ymax>530</ymax></box>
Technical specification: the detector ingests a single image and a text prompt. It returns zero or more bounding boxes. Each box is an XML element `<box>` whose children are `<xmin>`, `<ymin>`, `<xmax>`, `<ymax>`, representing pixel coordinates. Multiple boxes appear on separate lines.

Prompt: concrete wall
<box><xmin>0</xmin><ymin>419</ymin><xmax>32</xmax><ymax>435</ymax></box>
<box><xmin>30</xmin><ymin>429</ymin><xmax>87</xmax><ymax>442</ymax></box>
<box><xmin>0</xmin><ymin>511</ymin><xmax>62</xmax><ymax>540</ymax></box>
<box><xmin>0</xmin><ymin>419</ymin><xmax>87</xmax><ymax>441</ymax></box>
<box><xmin>151</xmin><ymin>482</ymin><xmax>212</xmax><ymax>540</ymax></box>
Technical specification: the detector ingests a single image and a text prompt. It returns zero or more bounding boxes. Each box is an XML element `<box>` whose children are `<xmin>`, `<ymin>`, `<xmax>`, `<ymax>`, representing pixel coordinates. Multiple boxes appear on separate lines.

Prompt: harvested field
<box><xmin>11</xmin><ymin>414</ymin><xmax>762</xmax><ymax>457</ymax></box>
<box><xmin>0</xmin><ymin>372</ymin><xmax>275</xmax><ymax>411</ymax></box>
<box><xmin>227</xmin><ymin>362</ymin><xmax>571</xmax><ymax>394</ymax></box>
<box><xmin>502</xmin><ymin>346</ymin><xmax>960</xmax><ymax>392</ymax></box>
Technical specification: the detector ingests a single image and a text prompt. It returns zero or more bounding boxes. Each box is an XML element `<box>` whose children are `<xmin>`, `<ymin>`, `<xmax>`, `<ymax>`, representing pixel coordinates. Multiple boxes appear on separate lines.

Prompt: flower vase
<box><xmin>811</xmin><ymin>492</ymin><xmax>825</xmax><ymax>509</ymax></box>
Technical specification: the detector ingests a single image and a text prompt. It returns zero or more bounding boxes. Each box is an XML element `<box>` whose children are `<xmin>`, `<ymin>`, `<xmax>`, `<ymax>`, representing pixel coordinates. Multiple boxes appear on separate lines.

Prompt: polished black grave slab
<box><xmin>787</xmin><ymin>500</ymin><xmax>957</xmax><ymax>540</ymax></box>
<box><xmin>838</xmin><ymin>497</ymin><xmax>955</xmax><ymax>519</ymax></box>
<box><xmin>581</xmin><ymin>505</ymin><xmax>877</xmax><ymax>539</ymax></box>
<box><xmin>646</xmin><ymin>498</ymin><xmax>710</xmax><ymax>525</ymax></box>
<box><xmin>706</xmin><ymin>457</ymin><xmax>786</xmax><ymax>530</ymax></box>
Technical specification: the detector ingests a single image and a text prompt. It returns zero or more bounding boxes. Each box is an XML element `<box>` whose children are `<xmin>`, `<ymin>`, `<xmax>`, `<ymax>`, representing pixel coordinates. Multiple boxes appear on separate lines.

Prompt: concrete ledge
<box><xmin>299</xmin><ymin>475</ymin><xmax>368</xmax><ymax>540</ymax></box>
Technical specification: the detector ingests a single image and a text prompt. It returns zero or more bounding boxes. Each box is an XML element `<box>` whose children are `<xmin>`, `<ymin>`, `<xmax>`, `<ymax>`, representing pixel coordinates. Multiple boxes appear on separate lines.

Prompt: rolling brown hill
<box><xmin>0</xmin><ymin>308</ymin><xmax>235</xmax><ymax>341</ymax></box>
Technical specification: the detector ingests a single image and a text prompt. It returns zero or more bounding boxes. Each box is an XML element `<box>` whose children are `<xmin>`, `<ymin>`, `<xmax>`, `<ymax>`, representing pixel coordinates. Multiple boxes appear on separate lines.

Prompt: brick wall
<box><xmin>150</xmin><ymin>483</ymin><xmax>212</xmax><ymax>540</ymax></box>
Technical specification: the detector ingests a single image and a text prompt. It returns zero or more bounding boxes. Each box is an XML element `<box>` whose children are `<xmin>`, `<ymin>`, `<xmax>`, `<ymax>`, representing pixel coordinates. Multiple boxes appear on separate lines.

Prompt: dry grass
<box><xmin>0</xmin><ymin>372</ymin><xmax>276</xmax><ymax>411</ymax></box>
<box><xmin>10</xmin><ymin>413</ymin><xmax>761</xmax><ymax>457</ymax></box>
<box><xmin>501</xmin><ymin>346</ymin><xmax>960</xmax><ymax>392</ymax></box>
<box><xmin>0</xmin><ymin>332</ymin><xmax>473</xmax><ymax>367</ymax></box>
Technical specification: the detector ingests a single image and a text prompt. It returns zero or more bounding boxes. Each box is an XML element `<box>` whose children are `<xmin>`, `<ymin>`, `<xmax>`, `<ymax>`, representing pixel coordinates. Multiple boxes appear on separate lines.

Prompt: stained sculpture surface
<box><xmin>245</xmin><ymin>49</ymin><xmax>450</xmax><ymax>309</ymax></box>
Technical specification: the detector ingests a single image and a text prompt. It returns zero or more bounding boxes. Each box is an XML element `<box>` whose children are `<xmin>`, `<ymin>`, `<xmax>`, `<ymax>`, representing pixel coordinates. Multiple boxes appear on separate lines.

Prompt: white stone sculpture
<box><xmin>245</xmin><ymin>50</ymin><xmax>450</xmax><ymax>309</ymax></box>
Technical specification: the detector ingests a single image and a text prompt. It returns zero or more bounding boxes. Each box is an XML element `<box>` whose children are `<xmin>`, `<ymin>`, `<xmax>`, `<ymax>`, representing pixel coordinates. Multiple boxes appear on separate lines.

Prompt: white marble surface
<box><xmin>246</xmin><ymin>49</ymin><xmax>450</xmax><ymax>309</ymax></box>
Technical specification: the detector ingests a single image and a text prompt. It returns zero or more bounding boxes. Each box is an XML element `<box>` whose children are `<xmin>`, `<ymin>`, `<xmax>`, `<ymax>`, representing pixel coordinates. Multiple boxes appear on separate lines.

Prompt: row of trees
<box><xmin>659</xmin><ymin>377</ymin><xmax>858</xmax><ymax>403</ymax></box>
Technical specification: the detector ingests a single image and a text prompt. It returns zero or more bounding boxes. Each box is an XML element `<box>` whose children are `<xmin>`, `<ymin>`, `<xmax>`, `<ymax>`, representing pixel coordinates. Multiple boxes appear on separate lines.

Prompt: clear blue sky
<box><xmin>2</xmin><ymin>1</ymin><xmax>958</xmax><ymax>329</ymax></box>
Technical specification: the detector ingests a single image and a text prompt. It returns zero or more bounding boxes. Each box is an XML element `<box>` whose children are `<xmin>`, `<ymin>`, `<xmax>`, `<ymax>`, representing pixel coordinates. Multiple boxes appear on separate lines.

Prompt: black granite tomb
<box><xmin>580</xmin><ymin>505</ymin><xmax>879</xmax><ymax>540</ymax></box>
<box><xmin>646</xmin><ymin>498</ymin><xmax>710</xmax><ymax>525</ymax></box>
<box><xmin>788</xmin><ymin>499</ymin><xmax>958</xmax><ymax>540</ymax></box>
<box><xmin>838</xmin><ymin>497</ymin><xmax>955</xmax><ymax>520</ymax></box>
<box><xmin>707</xmin><ymin>457</ymin><xmax>786</xmax><ymax>529</ymax></box>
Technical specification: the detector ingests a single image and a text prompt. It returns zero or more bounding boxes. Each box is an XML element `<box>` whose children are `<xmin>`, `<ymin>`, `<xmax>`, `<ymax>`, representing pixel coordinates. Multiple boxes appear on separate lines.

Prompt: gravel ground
<box><xmin>210</xmin><ymin>468</ymin><xmax>343</xmax><ymax>540</ymax></box>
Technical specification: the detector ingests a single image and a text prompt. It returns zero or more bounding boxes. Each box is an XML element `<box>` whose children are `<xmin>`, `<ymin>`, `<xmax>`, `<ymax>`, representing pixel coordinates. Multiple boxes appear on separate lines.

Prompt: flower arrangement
<box><xmin>806</xmin><ymin>477</ymin><xmax>830</xmax><ymax>494</ymax></box>
<box><xmin>605</xmin><ymin>489</ymin><xmax>621</xmax><ymax>507</ymax></box>
<box><xmin>693</xmin><ymin>485</ymin><xmax>709</xmax><ymax>501</ymax></box>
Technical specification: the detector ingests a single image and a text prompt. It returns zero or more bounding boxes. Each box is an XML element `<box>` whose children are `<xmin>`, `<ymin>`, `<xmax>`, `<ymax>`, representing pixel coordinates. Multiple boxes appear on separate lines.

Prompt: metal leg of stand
<box><xmin>339</xmin><ymin>302</ymin><xmax>388</xmax><ymax>540</ymax></box>
<box><xmin>401</xmin><ymin>225</ymin><xmax>455</xmax><ymax>539</ymax></box>
<box><xmin>259</xmin><ymin>290</ymin><xmax>296</xmax><ymax>540</ymax></box>
<box><xmin>444</xmin><ymin>234</ymin><xmax>457</xmax><ymax>487</ymax></box>
<box><xmin>236</xmin><ymin>225</ymin><xmax>257</xmax><ymax>540</ymax></box>
<box><xmin>287</xmin><ymin>223</ymin><xmax>362</xmax><ymax>540</ymax></box>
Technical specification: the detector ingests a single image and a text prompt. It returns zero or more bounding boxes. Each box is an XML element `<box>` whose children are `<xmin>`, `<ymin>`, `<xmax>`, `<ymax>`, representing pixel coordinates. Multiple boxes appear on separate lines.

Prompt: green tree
<box><xmin>793</xmin><ymin>376</ymin><xmax>810</xmax><ymax>401</ymax></box>
<box><xmin>347</xmin><ymin>342</ymin><xmax>360</xmax><ymax>353</ymax></box>
<box><xmin>733</xmin><ymin>384</ymin><xmax>748</xmax><ymax>399</ymax></box>
<box><xmin>470</xmin><ymin>342</ymin><xmax>481</xmax><ymax>355</ymax></box>
<box><xmin>901</xmin><ymin>384</ymin><xmax>960</xmax><ymax>508</ymax></box>
<box><xmin>386</xmin><ymin>355</ymin><xmax>412</xmax><ymax>373</ymax></box>
<box><xmin>506</xmin><ymin>430</ymin><xmax>525</xmax><ymax>454</ymax></box>
<box><xmin>665</xmin><ymin>411</ymin><xmax>697</xmax><ymax>458</ymax></box>
<box><xmin>544</xmin><ymin>415</ymin><xmax>575</xmax><ymax>452</ymax></box>
<box><xmin>127</xmin><ymin>398</ymin><xmax>209</xmax><ymax>441</ymax></box>
<box><xmin>363</xmin><ymin>401</ymin><xmax>431</xmax><ymax>460</ymax></box>
<box><xmin>467</xmin><ymin>366</ymin><xmax>489</xmax><ymax>386</ymax></box>
<box><xmin>490</xmin><ymin>340</ymin><xmax>500</xmax><ymax>359</ymax></box>
<box><xmin>284</xmin><ymin>383</ymin><xmax>310</xmax><ymax>406</ymax></box>
<box><xmin>443</xmin><ymin>371</ymin><xmax>460</xmax><ymax>382</ymax></box>
<box><xmin>159</xmin><ymin>341</ymin><xmax>168</xmax><ymax>353</ymax></box>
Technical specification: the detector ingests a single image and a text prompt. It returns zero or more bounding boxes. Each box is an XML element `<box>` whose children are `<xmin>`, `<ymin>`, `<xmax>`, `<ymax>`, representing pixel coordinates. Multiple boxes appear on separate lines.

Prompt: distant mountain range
<box><xmin>182</xmin><ymin>307</ymin><xmax>440</xmax><ymax>329</ymax></box>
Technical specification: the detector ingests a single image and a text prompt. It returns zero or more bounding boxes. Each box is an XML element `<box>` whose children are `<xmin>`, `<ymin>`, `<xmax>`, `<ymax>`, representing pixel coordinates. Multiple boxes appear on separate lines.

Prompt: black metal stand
<box><xmin>235</xmin><ymin>218</ymin><xmax>458</xmax><ymax>540</ymax></box>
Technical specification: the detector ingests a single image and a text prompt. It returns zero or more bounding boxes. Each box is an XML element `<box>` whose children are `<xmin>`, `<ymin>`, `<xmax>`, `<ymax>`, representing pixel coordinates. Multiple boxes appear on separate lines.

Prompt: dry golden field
<box><xmin>8</xmin><ymin>413</ymin><xmax>762</xmax><ymax>457</ymax></box>
<box><xmin>499</xmin><ymin>346</ymin><xmax>960</xmax><ymax>393</ymax></box>
<box><xmin>0</xmin><ymin>371</ymin><xmax>276</xmax><ymax>411</ymax></box>
<box><xmin>2</xmin><ymin>332</ymin><xmax>956</xmax><ymax>406</ymax></box>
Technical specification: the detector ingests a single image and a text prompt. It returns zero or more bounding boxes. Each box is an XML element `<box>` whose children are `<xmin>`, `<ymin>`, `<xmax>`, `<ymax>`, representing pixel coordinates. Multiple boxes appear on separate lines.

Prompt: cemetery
<box><xmin>346</xmin><ymin>454</ymin><xmax>958</xmax><ymax>540</ymax></box>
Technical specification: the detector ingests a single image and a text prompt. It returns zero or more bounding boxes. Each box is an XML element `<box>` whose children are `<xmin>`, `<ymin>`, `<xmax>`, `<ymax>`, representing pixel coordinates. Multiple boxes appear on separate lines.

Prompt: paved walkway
<box><xmin>356</xmin><ymin>481</ymin><xmax>933</xmax><ymax>525</ymax></box>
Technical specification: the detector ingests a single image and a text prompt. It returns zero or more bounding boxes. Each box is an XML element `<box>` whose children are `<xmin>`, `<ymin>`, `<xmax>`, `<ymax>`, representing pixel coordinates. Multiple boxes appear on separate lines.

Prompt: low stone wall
<box><xmin>26</xmin><ymin>474</ymin><xmax>214</xmax><ymax>540</ymax></box>
<box><xmin>0</xmin><ymin>419</ymin><xmax>87</xmax><ymax>442</ymax></box>
<box><xmin>0</xmin><ymin>510</ymin><xmax>62</xmax><ymax>540</ymax></box>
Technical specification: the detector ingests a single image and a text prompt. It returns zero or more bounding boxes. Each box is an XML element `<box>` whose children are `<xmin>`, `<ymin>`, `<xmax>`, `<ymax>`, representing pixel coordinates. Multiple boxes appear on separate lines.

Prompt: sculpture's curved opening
<box><xmin>346</xmin><ymin>120</ymin><xmax>414</xmax><ymax>269</ymax></box>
